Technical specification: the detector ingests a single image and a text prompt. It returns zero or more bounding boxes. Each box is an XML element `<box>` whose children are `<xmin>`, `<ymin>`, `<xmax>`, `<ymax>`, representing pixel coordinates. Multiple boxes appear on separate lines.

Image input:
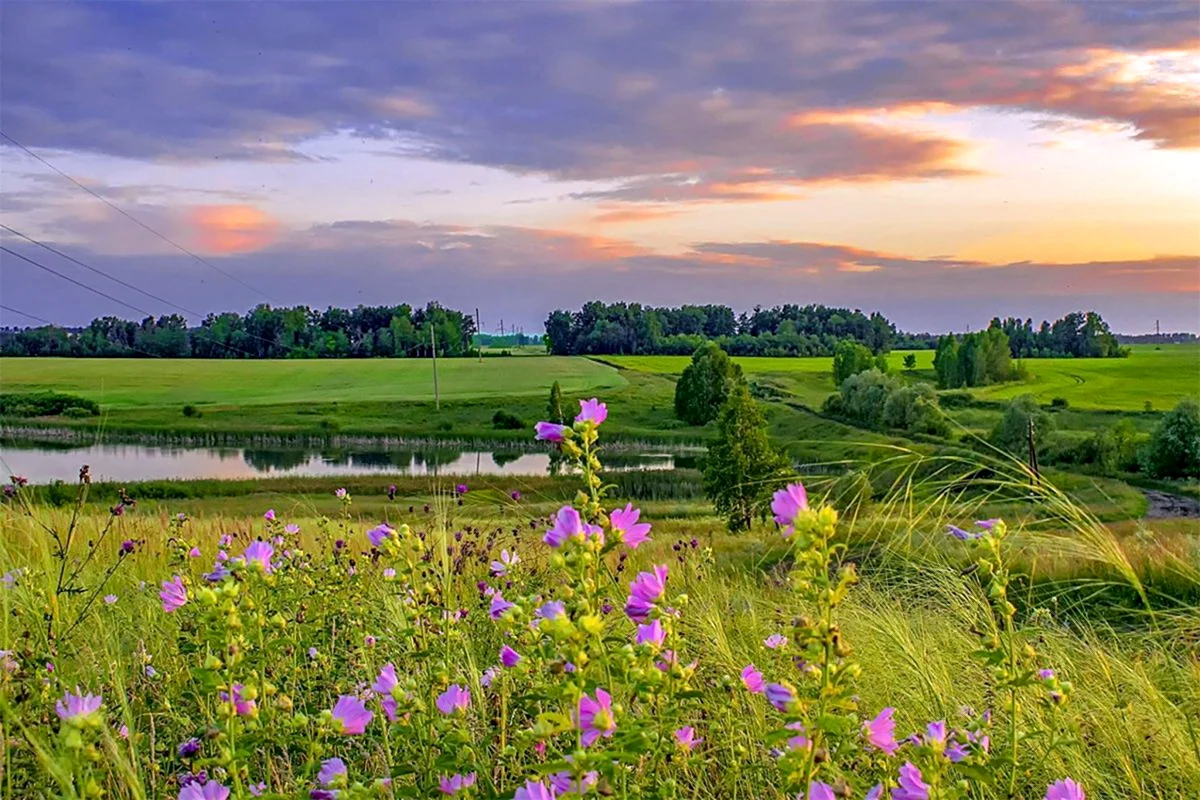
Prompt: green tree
<box><xmin>703</xmin><ymin>385</ymin><xmax>786</xmax><ymax>531</ymax></box>
<box><xmin>991</xmin><ymin>395</ymin><xmax>1053</xmax><ymax>455</ymax></box>
<box><xmin>1144</xmin><ymin>398</ymin><xmax>1200</xmax><ymax>479</ymax></box>
<box><xmin>933</xmin><ymin>335</ymin><xmax>962</xmax><ymax>389</ymax></box>
<box><xmin>832</xmin><ymin>340</ymin><xmax>876</xmax><ymax>386</ymax></box>
<box><xmin>547</xmin><ymin>381</ymin><xmax>565</xmax><ymax>424</ymax></box>
<box><xmin>902</xmin><ymin>353</ymin><xmax>917</xmax><ymax>371</ymax></box>
<box><xmin>674</xmin><ymin>342</ymin><xmax>744</xmax><ymax>425</ymax></box>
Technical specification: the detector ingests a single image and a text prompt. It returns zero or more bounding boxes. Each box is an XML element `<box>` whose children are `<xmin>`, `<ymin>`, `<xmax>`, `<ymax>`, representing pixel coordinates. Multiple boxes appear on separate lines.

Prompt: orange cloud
<box><xmin>189</xmin><ymin>205</ymin><xmax>279</xmax><ymax>254</ymax></box>
<box><xmin>592</xmin><ymin>207</ymin><xmax>680</xmax><ymax>224</ymax></box>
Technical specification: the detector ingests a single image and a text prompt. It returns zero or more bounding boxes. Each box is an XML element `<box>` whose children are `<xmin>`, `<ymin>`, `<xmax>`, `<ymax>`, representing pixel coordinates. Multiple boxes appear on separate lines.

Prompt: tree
<box><xmin>1144</xmin><ymin>398</ymin><xmax>1200</xmax><ymax>479</ymax></box>
<box><xmin>674</xmin><ymin>342</ymin><xmax>744</xmax><ymax>426</ymax></box>
<box><xmin>547</xmin><ymin>381</ymin><xmax>565</xmax><ymax>424</ymax></box>
<box><xmin>903</xmin><ymin>354</ymin><xmax>917</xmax><ymax>371</ymax></box>
<box><xmin>991</xmin><ymin>395</ymin><xmax>1053</xmax><ymax>456</ymax></box>
<box><xmin>933</xmin><ymin>335</ymin><xmax>962</xmax><ymax>389</ymax></box>
<box><xmin>703</xmin><ymin>385</ymin><xmax>786</xmax><ymax>531</ymax></box>
<box><xmin>832</xmin><ymin>340</ymin><xmax>876</xmax><ymax>386</ymax></box>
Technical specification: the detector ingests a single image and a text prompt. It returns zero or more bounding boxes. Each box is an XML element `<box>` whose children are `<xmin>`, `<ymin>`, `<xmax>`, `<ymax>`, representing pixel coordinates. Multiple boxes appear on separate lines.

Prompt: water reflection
<box><xmin>0</xmin><ymin>440</ymin><xmax>679</xmax><ymax>484</ymax></box>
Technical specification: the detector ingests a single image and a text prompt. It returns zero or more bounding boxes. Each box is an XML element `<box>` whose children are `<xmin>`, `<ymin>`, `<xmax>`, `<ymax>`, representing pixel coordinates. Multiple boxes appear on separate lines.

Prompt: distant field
<box><xmin>0</xmin><ymin>356</ymin><xmax>626</xmax><ymax>408</ymax></box>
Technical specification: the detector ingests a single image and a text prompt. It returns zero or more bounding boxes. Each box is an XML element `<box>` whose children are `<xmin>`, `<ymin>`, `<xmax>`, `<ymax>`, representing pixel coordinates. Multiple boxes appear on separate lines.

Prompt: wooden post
<box><xmin>475</xmin><ymin>307</ymin><xmax>482</xmax><ymax>363</ymax></box>
<box><xmin>1027</xmin><ymin>416</ymin><xmax>1039</xmax><ymax>486</ymax></box>
<box><xmin>430</xmin><ymin>324</ymin><xmax>440</xmax><ymax>411</ymax></box>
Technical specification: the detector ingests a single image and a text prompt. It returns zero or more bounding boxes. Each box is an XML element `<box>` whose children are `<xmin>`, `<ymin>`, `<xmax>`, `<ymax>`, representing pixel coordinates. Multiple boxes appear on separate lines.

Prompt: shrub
<box><xmin>61</xmin><ymin>406</ymin><xmax>95</xmax><ymax>419</ymax></box>
<box><xmin>491</xmin><ymin>409</ymin><xmax>525</xmax><ymax>430</ymax></box>
<box><xmin>832</xmin><ymin>340</ymin><xmax>876</xmax><ymax>386</ymax></box>
<box><xmin>1050</xmin><ymin>397</ymin><xmax>1069</xmax><ymax>410</ymax></box>
<box><xmin>182</xmin><ymin>404</ymin><xmax>202</xmax><ymax>418</ymax></box>
<box><xmin>0</xmin><ymin>391</ymin><xmax>100</xmax><ymax>417</ymax></box>
<box><xmin>1144</xmin><ymin>398</ymin><xmax>1200</xmax><ymax>479</ymax></box>
<box><xmin>991</xmin><ymin>394</ymin><xmax>1053</xmax><ymax>455</ymax></box>
<box><xmin>318</xmin><ymin>417</ymin><xmax>341</xmax><ymax>434</ymax></box>
<box><xmin>674</xmin><ymin>342</ymin><xmax>743</xmax><ymax>426</ymax></box>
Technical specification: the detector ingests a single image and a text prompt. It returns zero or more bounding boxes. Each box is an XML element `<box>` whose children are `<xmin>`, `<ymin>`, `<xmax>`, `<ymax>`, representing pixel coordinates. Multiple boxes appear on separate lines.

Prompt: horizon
<box><xmin>2</xmin><ymin>1</ymin><xmax>1198</xmax><ymax>334</ymax></box>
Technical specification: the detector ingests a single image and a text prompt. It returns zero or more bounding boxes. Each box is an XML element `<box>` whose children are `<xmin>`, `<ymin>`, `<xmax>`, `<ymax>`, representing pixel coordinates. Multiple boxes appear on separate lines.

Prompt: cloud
<box><xmin>591</xmin><ymin>207</ymin><xmax>681</xmax><ymax>224</ymax></box>
<box><xmin>188</xmin><ymin>205</ymin><xmax>280</xmax><ymax>254</ymax></box>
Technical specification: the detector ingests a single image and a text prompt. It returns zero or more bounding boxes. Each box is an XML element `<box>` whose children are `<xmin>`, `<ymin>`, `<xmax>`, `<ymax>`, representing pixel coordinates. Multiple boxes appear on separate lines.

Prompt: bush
<box><xmin>491</xmin><ymin>410</ymin><xmax>525</xmax><ymax>430</ymax></box>
<box><xmin>828</xmin><ymin>370</ymin><xmax>948</xmax><ymax>437</ymax></box>
<box><xmin>182</xmin><ymin>404</ymin><xmax>202</xmax><ymax>418</ymax></box>
<box><xmin>318</xmin><ymin>417</ymin><xmax>341</xmax><ymax>434</ymax></box>
<box><xmin>991</xmin><ymin>395</ymin><xmax>1053</xmax><ymax>455</ymax></box>
<box><xmin>0</xmin><ymin>391</ymin><xmax>100</xmax><ymax>417</ymax></box>
<box><xmin>937</xmin><ymin>391</ymin><xmax>976</xmax><ymax>409</ymax></box>
<box><xmin>61</xmin><ymin>406</ymin><xmax>95</xmax><ymax>419</ymax></box>
<box><xmin>1144</xmin><ymin>398</ymin><xmax>1200</xmax><ymax>479</ymax></box>
<box><xmin>1050</xmin><ymin>397</ymin><xmax>1069</xmax><ymax>410</ymax></box>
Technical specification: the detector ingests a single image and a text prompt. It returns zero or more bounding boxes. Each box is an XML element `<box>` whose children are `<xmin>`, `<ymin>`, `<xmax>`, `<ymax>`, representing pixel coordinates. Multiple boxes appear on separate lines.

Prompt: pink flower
<box><xmin>372</xmin><ymin>663</ymin><xmax>398</xmax><ymax>695</ymax></box>
<box><xmin>576</xmin><ymin>688</ymin><xmax>616</xmax><ymax>746</ymax></box>
<box><xmin>263</xmin><ymin>509</ymin><xmax>275</xmax><ymax>521</ymax></box>
<box><xmin>179</xmin><ymin>782</ymin><xmax>231</xmax><ymax>800</ymax></box>
<box><xmin>219</xmin><ymin>684</ymin><xmax>257</xmax><ymax>717</ymax></box>
<box><xmin>865</xmin><ymin>787</ymin><xmax>883</xmax><ymax>800</ymax></box>
<box><xmin>436</xmin><ymin>684</ymin><xmax>470</xmax><ymax>715</ymax></box>
<box><xmin>490</xmin><ymin>592</ymin><xmax>515</xmax><ymax>620</ymax></box>
<box><xmin>550</xmin><ymin>766</ymin><xmax>598</xmax><ymax>795</ymax></box>
<box><xmin>808</xmin><ymin>782</ymin><xmax>836</xmax><ymax>800</ymax></box>
<box><xmin>534</xmin><ymin>421</ymin><xmax>568</xmax><ymax>442</ymax></box>
<box><xmin>490</xmin><ymin>549</ymin><xmax>520</xmax><ymax>576</ymax></box>
<box><xmin>893</xmin><ymin>762</ymin><xmax>930</xmax><ymax>800</ymax></box>
<box><xmin>624</xmin><ymin>564</ymin><xmax>668</xmax><ymax>621</ymax></box>
<box><xmin>537</xmin><ymin>600</ymin><xmax>566</xmax><ymax>620</ymax></box>
<box><xmin>863</xmin><ymin>707</ymin><xmax>899</xmax><ymax>755</ymax></box>
<box><xmin>771</xmin><ymin>483</ymin><xmax>808</xmax><ymax>535</ymax></box>
<box><xmin>610</xmin><ymin>503</ymin><xmax>651</xmax><ymax>548</ymax></box>
<box><xmin>188</xmin><ymin>546</ymin><xmax>202</xmax><ymax>558</ymax></box>
<box><xmin>331</xmin><ymin>695</ymin><xmax>373</xmax><ymax>734</ymax></box>
<box><xmin>1045</xmin><ymin>779</ymin><xmax>1085</xmax><ymax>800</ymax></box>
<box><xmin>544</xmin><ymin>506</ymin><xmax>585</xmax><ymax>548</ymax></box>
<box><xmin>242</xmin><ymin>541</ymin><xmax>273</xmax><ymax>573</ymax></box>
<box><xmin>368</xmin><ymin>525</ymin><xmax>396</xmax><ymax>547</ymax></box>
<box><xmin>765</xmin><ymin>682</ymin><xmax>796</xmax><ymax>712</ymax></box>
<box><xmin>674</xmin><ymin>726</ymin><xmax>702</xmax><ymax>752</ymax></box>
<box><xmin>318</xmin><ymin>757</ymin><xmax>347</xmax><ymax>787</ymax></box>
<box><xmin>741</xmin><ymin>664</ymin><xmax>765</xmax><ymax>693</ymax></box>
<box><xmin>764</xmin><ymin>633</ymin><xmax>787</xmax><ymax>649</ymax></box>
<box><xmin>55</xmin><ymin>689</ymin><xmax>102</xmax><ymax>720</ymax></box>
<box><xmin>500</xmin><ymin>645</ymin><xmax>522</xmax><ymax>668</ymax></box>
<box><xmin>438</xmin><ymin>773</ymin><xmax>477</xmax><ymax>796</ymax></box>
<box><xmin>786</xmin><ymin>721</ymin><xmax>810</xmax><ymax>751</ymax></box>
<box><xmin>635</xmin><ymin>619</ymin><xmax>666</xmax><ymax>648</ymax></box>
<box><xmin>575</xmin><ymin>398</ymin><xmax>607</xmax><ymax>425</ymax></box>
<box><xmin>514</xmin><ymin>780</ymin><xmax>556</xmax><ymax>800</ymax></box>
<box><xmin>160</xmin><ymin>576</ymin><xmax>187</xmax><ymax>612</ymax></box>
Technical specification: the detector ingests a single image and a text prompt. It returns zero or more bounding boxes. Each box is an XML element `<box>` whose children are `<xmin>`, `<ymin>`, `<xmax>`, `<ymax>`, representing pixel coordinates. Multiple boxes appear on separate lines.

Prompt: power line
<box><xmin>2</xmin><ymin>244</ymin><xmax>160</xmax><ymax>319</ymax></box>
<box><xmin>0</xmin><ymin>128</ymin><xmax>275</xmax><ymax>303</ymax></box>
<box><xmin>0</xmin><ymin>303</ymin><xmax>54</xmax><ymax>326</ymax></box>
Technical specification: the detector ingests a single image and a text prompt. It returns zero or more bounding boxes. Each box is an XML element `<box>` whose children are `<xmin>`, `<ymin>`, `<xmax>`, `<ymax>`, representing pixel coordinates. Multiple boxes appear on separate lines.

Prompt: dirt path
<box><xmin>1143</xmin><ymin>490</ymin><xmax>1200</xmax><ymax>519</ymax></box>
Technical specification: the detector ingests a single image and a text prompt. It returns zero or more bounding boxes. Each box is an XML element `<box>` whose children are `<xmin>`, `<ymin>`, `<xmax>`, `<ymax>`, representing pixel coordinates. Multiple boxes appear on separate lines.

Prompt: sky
<box><xmin>1</xmin><ymin>0</ymin><xmax>1198</xmax><ymax>335</ymax></box>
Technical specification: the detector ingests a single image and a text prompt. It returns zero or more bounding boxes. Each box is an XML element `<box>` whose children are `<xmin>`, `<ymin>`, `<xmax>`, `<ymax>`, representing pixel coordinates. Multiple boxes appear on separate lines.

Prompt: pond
<box><xmin>0</xmin><ymin>440</ymin><xmax>687</xmax><ymax>484</ymax></box>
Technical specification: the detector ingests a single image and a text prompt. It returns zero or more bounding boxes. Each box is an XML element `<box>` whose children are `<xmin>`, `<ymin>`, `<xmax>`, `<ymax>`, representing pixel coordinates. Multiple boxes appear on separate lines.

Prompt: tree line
<box><xmin>0</xmin><ymin>303</ymin><xmax>477</xmax><ymax>359</ymax></box>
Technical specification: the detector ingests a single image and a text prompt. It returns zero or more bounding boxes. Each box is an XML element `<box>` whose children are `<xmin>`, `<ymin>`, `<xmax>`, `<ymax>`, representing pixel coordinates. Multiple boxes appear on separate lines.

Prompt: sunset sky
<box><xmin>1</xmin><ymin>0</ymin><xmax>1197</xmax><ymax>333</ymax></box>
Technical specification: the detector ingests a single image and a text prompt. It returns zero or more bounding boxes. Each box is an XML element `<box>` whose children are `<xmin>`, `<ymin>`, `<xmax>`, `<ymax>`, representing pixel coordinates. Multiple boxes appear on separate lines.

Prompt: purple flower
<box><xmin>438</xmin><ymin>773</ymin><xmax>477</xmax><ymax>796</ymax></box>
<box><xmin>863</xmin><ymin>707</ymin><xmax>899</xmax><ymax>755</ymax></box>
<box><xmin>771</xmin><ymin>483</ymin><xmax>808</xmax><ymax>534</ymax></box>
<box><xmin>575</xmin><ymin>398</ymin><xmax>607</xmax><ymax>425</ymax></box>
<box><xmin>188</xmin><ymin>546</ymin><xmax>202</xmax><ymax>558</ymax></box>
<box><xmin>330</xmin><ymin>695</ymin><xmax>373</xmax><ymax>735</ymax></box>
<box><xmin>741</xmin><ymin>664</ymin><xmax>765</xmax><ymax>693</ymax></box>
<box><xmin>510</xmin><ymin>490</ymin><xmax>522</xmax><ymax>501</ymax></box>
<box><xmin>786</xmin><ymin>721</ymin><xmax>810</xmax><ymax>751</ymax></box>
<box><xmin>765</xmin><ymin>682</ymin><xmax>797</xmax><ymax>712</ymax></box>
<box><xmin>160</xmin><ymin>576</ymin><xmax>188</xmax><ymax>612</ymax></box>
<box><xmin>975</xmin><ymin>518</ymin><xmax>1000</xmax><ymax>530</ymax></box>
<box><xmin>335</xmin><ymin>488</ymin><xmax>348</xmax><ymax>499</ymax></box>
<box><xmin>674</xmin><ymin>726</ymin><xmax>702</xmax><ymax>752</ymax></box>
<box><xmin>534</xmin><ymin>421</ymin><xmax>568</xmax><ymax>442</ymax></box>
<box><xmin>104</xmin><ymin>594</ymin><xmax>118</xmax><ymax>605</ymax></box>
<box><xmin>373</xmin><ymin>663</ymin><xmax>398</xmax><ymax>695</ymax></box>
<box><xmin>242</xmin><ymin>541</ymin><xmax>274</xmax><ymax>573</ymax></box>
<box><xmin>514</xmin><ymin>780</ymin><xmax>557</xmax><ymax>800</ymax></box>
<box><xmin>550</xmin><ymin>768</ymin><xmax>598</xmax><ymax>795</ymax></box>
<box><xmin>436</xmin><ymin>684</ymin><xmax>471</xmax><ymax>715</ymax></box>
<box><xmin>55</xmin><ymin>689</ymin><xmax>102</xmax><ymax>721</ymax></box>
<box><xmin>946</xmin><ymin>741</ymin><xmax>969</xmax><ymax>762</ymax></box>
<box><xmin>367</xmin><ymin>524</ymin><xmax>396</xmax><ymax>548</ymax></box>
<box><xmin>120</xmin><ymin>539</ymin><xmax>136</xmax><ymax>554</ymax></box>
<box><xmin>205</xmin><ymin>562</ymin><xmax>230</xmax><ymax>583</ymax></box>
<box><xmin>118</xmin><ymin>724</ymin><xmax>129</xmax><ymax>738</ymax></box>
<box><xmin>219</xmin><ymin>534</ymin><xmax>233</xmax><ymax>547</ymax></box>
<box><xmin>310</xmin><ymin>791</ymin><xmax>337</xmax><ymax>800</ymax></box>
<box><xmin>764</xmin><ymin>633</ymin><xmax>787</xmax><ymax>649</ymax></box>
<box><xmin>500</xmin><ymin>645</ymin><xmax>522</xmax><ymax>668</ymax></box>
<box><xmin>537</xmin><ymin>600</ymin><xmax>566</xmax><ymax>621</ymax></box>
<box><xmin>318</xmin><ymin>757</ymin><xmax>347</xmax><ymax>787</ymax></box>
<box><xmin>544</xmin><ymin>506</ymin><xmax>587</xmax><ymax>548</ymax></box>
<box><xmin>490</xmin><ymin>592</ymin><xmax>515</xmax><ymax>620</ymax></box>
<box><xmin>610</xmin><ymin>503</ymin><xmax>651</xmax><ymax>548</ymax></box>
<box><xmin>263</xmin><ymin>509</ymin><xmax>275</xmax><ymax>521</ymax></box>
<box><xmin>383</xmin><ymin>567</ymin><xmax>396</xmax><ymax>578</ymax></box>
<box><xmin>179</xmin><ymin>782</ymin><xmax>231</xmax><ymax>800</ymax></box>
<box><xmin>576</xmin><ymin>688</ymin><xmax>616</xmax><ymax>746</ymax></box>
<box><xmin>490</xmin><ymin>549</ymin><xmax>520</xmax><ymax>576</ymax></box>
<box><xmin>624</xmin><ymin>564</ymin><xmax>668</xmax><ymax>621</ymax></box>
<box><xmin>177</xmin><ymin>738</ymin><xmax>201</xmax><ymax>758</ymax></box>
<box><xmin>219</xmin><ymin>684</ymin><xmax>257</xmax><ymax>717</ymax></box>
<box><xmin>455</xmin><ymin>484</ymin><xmax>469</xmax><ymax>495</ymax></box>
<box><xmin>1045</xmin><ymin>778</ymin><xmax>1085</xmax><ymax>800</ymax></box>
<box><xmin>893</xmin><ymin>762</ymin><xmax>931</xmax><ymax>800</ymax></box>
<box><xmin>635</xmin><ymin>619</ymin><xmax>666</xmax><ymax>648</ymax></box>
<box><xmin>481</xmin><ymin>666</ymin><xmax>500</xmax><ymax>688</ymax></box>
<box><xmin>285</xmin><ymin>523</ymin><xmax>300</xmax><ymax>534</ymax></box>
<box><xmin>925</xmin><ymin>720</ymin><xmax>947</xmax><ymax>745</ymax></box>
<box><xmin>946</xmin><ymin>524</ymin><xmax>981</xmax><ymax>541</ymax></box>
<box><xmin>808</xmin><ymin>782</ymin><xmax>836</xmax><ymax>800</ymax></box>
<box><xmin>248</xmin><ymin>783</ymin><xmax>265</xmax><ymax>797</ymax></box>
<box><xmin>866</xmin><ymin>786</ymin><xmax>883</xmax><ymax>800</ymax></box>
<box><xmin>1039</xmin><ymin>668</ymin><xmax>1056</xmax><ymax>680</ymax></box>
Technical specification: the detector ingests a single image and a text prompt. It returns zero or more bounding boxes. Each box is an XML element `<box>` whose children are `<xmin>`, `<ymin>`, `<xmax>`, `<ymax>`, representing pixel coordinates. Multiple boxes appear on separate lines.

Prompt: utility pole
<box><xmin>1156</xmin><ymin>319</ymin><xmax>1160</xmax><ymax>336</ymax></box>
<box><xmin>475</xmin><ymin>307</ymin><xmax>483</xmax><ymax>363</ymax></box>
<box><xmin>500</xmin><ymin>319</ymin><xmax>505</xmax><ymax>337</ymax></box>
<box><xmin>430</xmin><ymin>324</ymin><xmax>440</xmax><ymax>410</ymax></box>
<box><xmin>1027</xmin><ymin>416</ymin><xmax>1040</xmax><ymax>487</ymax></box>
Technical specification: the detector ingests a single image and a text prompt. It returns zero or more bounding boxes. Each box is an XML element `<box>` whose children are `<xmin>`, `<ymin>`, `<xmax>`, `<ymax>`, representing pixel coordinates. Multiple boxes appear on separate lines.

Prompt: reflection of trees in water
<box><xmin>492</xmin><ymin>450</ymin><xmax>523</xmax><ymax>468</ymax></box>
<box><xmin>411</xmin><ymin>448</ymin><xmax>463</xmax><ymax>470</ymax></box>
<box><xmin>547</xmin><ymin>450</ymin><xmax>568</xmax><ymax>476</ymax></box>
<box><xmin>242</xmin><ymin>449</ymin><xmax>311</xmax><ymax>472</ymax></box>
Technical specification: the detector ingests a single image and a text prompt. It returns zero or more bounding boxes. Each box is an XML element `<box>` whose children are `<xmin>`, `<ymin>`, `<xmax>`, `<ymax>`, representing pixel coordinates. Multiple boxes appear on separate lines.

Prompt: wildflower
<box><xmin>925</xmin><ymin>720</ymin><xmax>947</xmax><ymax>745</ymax></box>
<box><xmin>383</xmin><ymin>567</ymin><xmax>396</xmax><ymax>578</ymax></box>
<box><xmin>160</xmin><ymin>576</ymin><xmax>188</xmax><ymax>612</ymax></box>
<box><xmin>741</xmin><ymin>664</ymin><xmax>765</xmax><ymax>693</ymax></box>
<box><xmin>437</xmin><ymin>684</ymin><xmax>470</xmax><ymax>715</ymax></box>
<box><xmin>330</xmin><ymin>695</ymin><xmax>373</xmax><ymax>734</ymax></box>
<box><xmin>675</xmin><ymin>726</ymin><xmax>702</xmax><ymax>752</ymax></box>
<box><xmin>635</xmin><ymin>619</ymin><xmax>666</xmax><ymax>648</ymax></box>
<box><xmin>308</xmin><ymin>647</ymin><xmax>318</xmax><ymax>659</ymax></box>
<box><xmin>456</xmin><ymin>483</ymin><xmax>468</xmax><ymax>495</ymax></box>
<box><xmin>490</xmin><ymin>549</ymin><xmax>520</xmax><ymax>576</ymax></box>
<box><xmin>576</xmin><ymin>398</ymin><xmax>607</xmax><ymax>425</ymax></box>
<box><xmin>120</xmin><ymin>539</ymin><xmax>136</xmax><ymax>554</ymax></box>
<box><xmin>863</xmin><ymin>707</ymin><xmax>899</xmax><ymax>755</ymax></box>
<box><xmin>285</xmin><ymin>523</ymin><xmax>300</xmax><ymax>534</ymax></box>
<box><xmin>765</xmin><ymin>682</ymin><xmax>797</xmax><ymax>712</ymax></box>
<box><xmin>179</xmin><ymin>781</ymin><xmax>231</xmax><ymax>800</ymax></box>
<box><xmin>764</xmin><ymin>633</ymin><xmax>787</xmax><ymax>649</ymax></box>
<box><xmin>118</xmin><ymin>724</ymin><xmax>129</xmax><ymax>739</ymax></box>
<box><xmin>177</xmin><ymin>738</ymin><xmax>201</xmax><ymax>758</ymax></box>
<box><xmin>893</xmin><ymin>762</ymin><xmax>930</xmax><ymax>800</ymax></box>
<box><xmin>490</xmin><ymin>592</ymin><xmax>515</xmax><ymax>620</ymax></box>
<box><xmin>387</xmin><ymin>484</ymin><xmax>397</xmax><ymax>500</ymax></box>
<box><xmin>104</xmin><ymin>594</ymin><xmax>118</xmax><ymax>605</ymax></box>
<box><xmin>544</xmin><ymin>506</ymin><xmax>587</xmax><ymax>548</ymax></box>
<box><xmin>318</xmin><ymin>757</ymin><xmax>347</xmax><ymax>787</ymax></box>
<box><xmin>1045</xmin><ymin>779</ymin><xmax>1085</xmax><ymax>800</ymax></box>
<box><xmin>808</xmin><ymin>782</ymin><xmax>836</xmax><ymax>800</ymax></box>
<box><xmin>786</xmin><ymin>721</ymin><xmax>810</xmax><ymax>751</ymax></box>
<box><xmin>438</xmin><ymin>773</ymin><xmax>477</xmax><ymax>796</ymax></box>
<box><xmin>610</xmin><ymin>503</ymin><xmax>652</xmax><ymax>548</ymax></box>
<box><xmin>550</xmin><ymin>768</ymin><xmax>598</xmax><ymax>795</ymax></box>
<box><xmin>946</xmin><ymin>525</ymin><xmax>982</xmax><ymax>541</ymax></box>
<box><xmin>311</xmin><ymin>791</ymin><xmax>337</xmax><ymax>800</ymax></box>
<box><xmin>500</xmin><ymin>645</ymin><xmax>522</xmax><ymax>668</ymax></box>
<box><xmin>264</xmin><ymin>509</ymin><xmax>275</xmax><ymax>521</ymax></box>
<box><xmin>219</xmin><ymin>533</ymin><xmax>233</xmax><ymax>547</ymax></box>
<box><xmin>242</xmin><ymin>541</ymin><xmax>274</xmax><ymax>573</ymax></box>
<box><xmin>946</xmin><ymin>741</ymin><xmax>969</xmax><ymax>762</ymax></box>
<box><xmin>55</xmin><ymin>689</ymin><xmax>103</xmax><ymax>721</ymax></box>
<box><xmin>205</xmin><ymin>562</ymin><xmax>230</xmax><ymax>582</ymax></box>
<box><xmin>188</xmin><ymin>546</ymin><xmax>202</xmax><ymax>558</ymax></box>
<box><xmin>219</xmin><ymin>684</ymin><xmax>256</xmax><ymax>717</ymax></box>
<box><xmin>481</xmin><ymin>666</ymin><xmax>500</xmax><ymax>687</ymax></box>
<box><xmin>1039</xmin><ymin>668</ymin><xmax>1056</xmax><ymax>680</ymax></box>
<box><xmin>373</xmin><ymin>663</ymin><xmax>398</xmax><ymax>695</ymax></box>
<box><xmin>145</xmin><ymin>665</ymin><xmax>158</xmax><ymax>678</ymax></box>
<box><xmin>249</xmin><ymin>784</ymin><xmax>265</xmax><ymax>797</ymax></box>
<box><xmin>975</xmin><ymin>518</ymin><xmax>1000</xmax><ymax>530</ymax></box>
<box><xmin>865</xmin><ymin>786</ymin><xmax>883</xmax><ymax>800</ymax></box>
<box><xmin>625</xmin><ymin>564</ymin><xmax>668</xmax><ymax>621</ymax></box>
<box><xmin>534</xmin><ymin>421</ymin><xmax>568</xmax><ymax>442</ymax></box>
<box><xmin>577</xmin><ymin>688</ymin><xmax>616</xmax><ymax>746</ymax></box>
<box><xmin>511</xmin><ymin>490</ymin><xmax>522</xmax><ymax>501</ymax></box>
<box><xmin>365</xmin><ymin>635</ymin><xmax>377</xmax><ymax>647</ymax></box>
<box><xmin>514</xmin><ymin>780</ymin><xmax>557</xmax><ymax>800</ymax></box>
<box><xmin>537</xmin><ymin>600</ymin><xmax>566</xmax><ymax>621</ymax></box>
<box><xmin>1</xmin><ymin>568</ymin><xmax>19</xmax><ymax>588</ymax></box>
<box><xmin>771</xmin><ymin>483</ymin><xmax>808</xmax><ymax>535</ymax></box>
<box><xmin>0</xmin><ymin>650</ymin><xmax>17</xmax><ymax>673</ymax></box>
<box><xmin>335</xmin><ymin>488</ymin><xmax>347</xmax><ymax>499</ymax></box>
